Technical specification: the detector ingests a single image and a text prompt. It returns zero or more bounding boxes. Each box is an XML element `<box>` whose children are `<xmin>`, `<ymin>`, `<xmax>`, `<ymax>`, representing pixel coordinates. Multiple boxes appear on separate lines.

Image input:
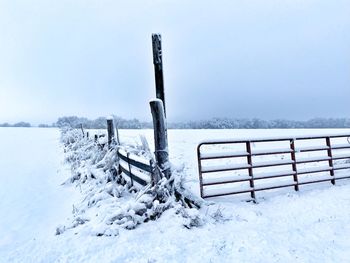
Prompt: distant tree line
<box><xmin>0</xmin><ymin>122</ymin><xmax>31</xmax><ymax>127</ymax></box>
<box><xmin>2</xmin><ymin>117</ymin><xmax>350</xmax><ymax>129</ymax></box>
<box><xmin>54</xmin><ymin>116</ymin><xmax>148</xmax><ymax>129</ymax></box>
<box><xmin>168</xmin><ymin>118</ymin><xmax>350</xmax><ymax>129</ymax></box>
<box><xmin>53</xmin><ymin>116</ymin><xmax>350</xmax><ymax>129</ymax></box>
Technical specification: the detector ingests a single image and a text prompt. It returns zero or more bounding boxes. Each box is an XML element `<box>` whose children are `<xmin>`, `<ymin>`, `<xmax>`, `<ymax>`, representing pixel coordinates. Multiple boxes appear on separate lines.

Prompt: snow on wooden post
<box><xmin>152</xmin><ymin>33</ymin><xmax>166</xmax><ymax>117</ymax></box>
<box><xmin>115</xmin><ymin>123</ymin><xmax>120</xmax><ymax>145</ymax></box>
<box><xmin>150</xmin><ymin>99</ymin><xmax>171</xmax><ymax>179</ymax></box>
<box><xmin>106</xmin><ymin>116</ymin><xmax>115</xmax><ymax>147</ymax></box>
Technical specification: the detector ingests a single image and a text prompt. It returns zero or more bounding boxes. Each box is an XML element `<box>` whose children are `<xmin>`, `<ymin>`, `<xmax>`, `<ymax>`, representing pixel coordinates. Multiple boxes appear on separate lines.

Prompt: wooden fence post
<box><xmin>80</xmin><ymin>123</ymin><xmax>85</xmax><ymax>137</ymax></box>
<box><xmin>150</xmin><ymin>99</ymin><xmax>171</xmax><ymax>179</ymax></box>
<box><xmin>115</xmin><ymin>123</ymin><xmax>120</xmax><ymax>145</ymax></box>
<box><xmin>107</xmin><ymin>117</ymin><xmax>115</xmax><ymax>147</ymax></box>
<box><xmin>152</xmin><ymin>33</ymin><xmax>166</xmax><ymax>117</ymax></box>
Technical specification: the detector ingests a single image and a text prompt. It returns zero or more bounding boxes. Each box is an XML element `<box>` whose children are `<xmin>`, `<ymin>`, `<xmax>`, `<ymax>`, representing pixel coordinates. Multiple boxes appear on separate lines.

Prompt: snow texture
<box><xmin>1</xmin><ymin>128</ymin><xmax>350</xmax><ymax>262</ymax></box>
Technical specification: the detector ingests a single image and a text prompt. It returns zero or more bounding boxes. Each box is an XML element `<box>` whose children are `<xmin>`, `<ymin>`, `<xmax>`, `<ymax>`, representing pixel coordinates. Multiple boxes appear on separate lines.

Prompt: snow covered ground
<box><xmin>1</xmin><ymin>128</ymin><xmax>350</xmax><ymax>262</ymax></box>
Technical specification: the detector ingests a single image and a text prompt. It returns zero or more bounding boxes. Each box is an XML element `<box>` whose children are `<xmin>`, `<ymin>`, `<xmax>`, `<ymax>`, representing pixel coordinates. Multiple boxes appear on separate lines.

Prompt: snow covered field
<box><xmin>1</xmin><ymin>128</ymin><xmax>350</xmax><ymax>262</ymax></box>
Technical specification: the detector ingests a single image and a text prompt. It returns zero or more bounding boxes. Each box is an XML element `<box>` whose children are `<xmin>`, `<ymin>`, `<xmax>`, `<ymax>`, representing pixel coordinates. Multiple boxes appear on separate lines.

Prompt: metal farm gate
<box><xmin>197</xmin><ymin>133</ymin><xmax>350</xmax><ymax>199</ymax></box>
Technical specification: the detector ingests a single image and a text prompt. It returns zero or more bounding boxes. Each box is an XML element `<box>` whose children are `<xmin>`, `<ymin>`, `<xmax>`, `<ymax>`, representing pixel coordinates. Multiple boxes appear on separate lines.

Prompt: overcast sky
<box><xmin>0</xmin><ymin>0</ymin><xmax>349</xmax><ymax>124</ymax></box>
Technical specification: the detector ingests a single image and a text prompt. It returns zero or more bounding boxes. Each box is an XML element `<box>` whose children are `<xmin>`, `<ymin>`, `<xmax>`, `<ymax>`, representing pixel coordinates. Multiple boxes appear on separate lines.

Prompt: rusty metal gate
<box><xmin>197</xmin><ymin>133</ymin><xmax>350</xmax><ymax>199</ymax></box>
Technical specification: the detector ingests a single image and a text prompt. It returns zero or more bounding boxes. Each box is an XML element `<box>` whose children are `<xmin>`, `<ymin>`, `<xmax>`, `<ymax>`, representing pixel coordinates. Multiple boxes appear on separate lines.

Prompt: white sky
<box><xmin>0</xmin><ymin>0</ymin><xmax>349</xmax><ymax>124</ymax></box>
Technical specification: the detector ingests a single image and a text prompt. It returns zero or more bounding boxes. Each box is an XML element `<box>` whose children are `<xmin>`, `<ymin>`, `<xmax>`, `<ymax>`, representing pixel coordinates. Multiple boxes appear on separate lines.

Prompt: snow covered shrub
<box><xmin>59</xmin><ymin>128</ymin><xmax>204</xmax><ymax>236</ymax></box>
<box><xmin>210</xmin><ymin>206</ymin><xmax>231</xmax><ymax>223</ymax></box>
<box><xmin>179</xmin><ymin>207</ymin><xmax>204</xmax><ymax>228</ymax></box>
<box><xmin>60</xmin><ymin>127</ymin><xmax>84</xmax><ymax>145</ymax></box>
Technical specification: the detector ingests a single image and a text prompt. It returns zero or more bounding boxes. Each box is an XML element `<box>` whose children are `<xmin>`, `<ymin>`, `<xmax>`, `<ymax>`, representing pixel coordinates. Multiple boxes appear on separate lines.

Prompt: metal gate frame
<box><xmin>197</xmin><ymin>133</ymin><xmax>350</xmax><ymax>199</ymax></box>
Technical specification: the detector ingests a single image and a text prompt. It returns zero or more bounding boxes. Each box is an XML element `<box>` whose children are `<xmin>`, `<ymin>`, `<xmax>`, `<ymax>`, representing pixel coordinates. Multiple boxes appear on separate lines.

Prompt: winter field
<box><xmin>1</xmin><ymin>127</ymin><xmax>350</xmax><ymax>262</ymax></box>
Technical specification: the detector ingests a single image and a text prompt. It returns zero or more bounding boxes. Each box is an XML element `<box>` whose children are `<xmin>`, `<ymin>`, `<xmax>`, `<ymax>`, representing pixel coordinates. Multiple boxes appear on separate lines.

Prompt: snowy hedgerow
<box><xmin>58</xmin><ymin>128</ymin><xmax>204</xmax><ymax>236</ymax></box>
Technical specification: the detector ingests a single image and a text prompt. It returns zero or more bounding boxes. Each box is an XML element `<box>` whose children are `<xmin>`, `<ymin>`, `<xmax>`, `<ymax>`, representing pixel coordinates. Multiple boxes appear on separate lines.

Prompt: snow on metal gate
<box><xmin>197</xmin><ymin>134</ymin><xmax>350</xmax><ymax>199</ymax></box>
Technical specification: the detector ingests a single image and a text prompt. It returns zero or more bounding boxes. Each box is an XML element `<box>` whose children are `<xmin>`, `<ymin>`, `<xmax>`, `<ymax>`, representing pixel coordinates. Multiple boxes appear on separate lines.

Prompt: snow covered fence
<box><xmin>99</xmin><ymin>99</ymin><xmax>170</xmax><ymax>187</ymax></box>
<box><xmin>117</xmin><ymin>148</ymin><xmax>154</xmax><ymax>187</ymax></box>
<box><xmin>59</xmin><ymin>122</ymin><xmax>202</xmax><ymax>235</ymax></box>
<box><xmin>55</xmin><ymin>34</ymin><xmax>203</xmax><ymax>236</ymax></box>
<box><xmin>198</xmin><ymin>133</ymin><xmax>350</xmax><ymax>200</ymax></box>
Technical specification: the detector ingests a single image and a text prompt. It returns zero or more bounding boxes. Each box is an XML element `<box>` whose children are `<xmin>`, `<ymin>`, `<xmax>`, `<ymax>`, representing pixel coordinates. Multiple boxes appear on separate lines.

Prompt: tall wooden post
<box><xmin>152</xmin><ymin>34</ymin><xmax>166</xmax><ymax>116</ymax></box>
<box><xmin>106</xmin><ymin>117</ymin><xmax>115</xmax><ymax>147</ymax></box>
<box><xmin>150</xmin><ymin>99</ymin><xmax>171</xmax><ymax>179</ymax></box>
